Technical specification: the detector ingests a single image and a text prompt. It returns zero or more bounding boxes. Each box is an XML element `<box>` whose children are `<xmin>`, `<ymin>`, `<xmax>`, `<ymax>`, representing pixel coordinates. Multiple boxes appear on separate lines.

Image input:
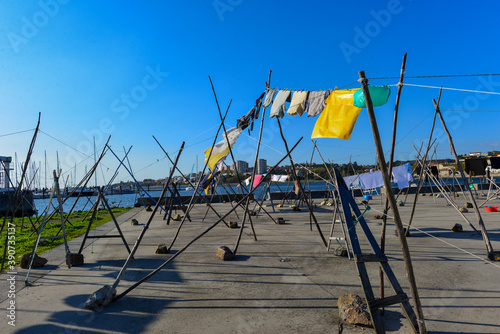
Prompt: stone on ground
<box><xmin>338</xmin><ymin>294</ymin><xmax>373</xmax><ymax>327</ymax></box>
<box><xmin>155</xmin><ymin>243</ymin><xmax>169</xmax><ymax>254</ymax></box>
<box><xmin>66</xmin><ymin>253</ymin><xmax>84</xmax><ymax>266</ymax></box>
<box><xmin>216</xmin><ymin>246</ymin><xmax>234</xmax><ymax>261</ymax></box>
<box><xmin>84</xmin><ymin>285</ymin><xmax>116</xmax><ymax>310</ymax></box>
<box><xmin>20</xmin><ymin>253</ymin><xmax>48</xmax><ymax>269</ymax></box>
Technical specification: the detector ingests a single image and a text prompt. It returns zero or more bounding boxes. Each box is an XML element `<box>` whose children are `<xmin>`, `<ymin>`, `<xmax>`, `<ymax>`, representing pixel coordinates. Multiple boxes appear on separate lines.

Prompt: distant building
<box><xmin>469</xmin><ymin>152</ymin><xmax>481</xmax><ymax>157</ymax></box>
<box><xmin>256</xmin><ymin>159</ymin><xmax>267</xmax><ymax>175</ymax></box>
<box><xmin>0</xmin><ymin>156</ymin><xmax>12</xmax><ymax>188</ymax></box>
<box><xmin>236</xmin><ymin>160</ymin><xmax>249</xmax><ymax>172</ymax></box>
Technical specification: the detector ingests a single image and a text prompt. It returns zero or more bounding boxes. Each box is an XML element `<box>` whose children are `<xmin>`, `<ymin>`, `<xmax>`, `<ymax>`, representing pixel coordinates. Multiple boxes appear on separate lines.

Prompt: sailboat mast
<box><xmin>44</xmin><ymin>150</ymin><xmax>47</xmax><ymax>188</ymax></box>
<box><xmin>94</xmin><ymin>137</ymin><xmax>97</xmax><ymax>187</ymax></box>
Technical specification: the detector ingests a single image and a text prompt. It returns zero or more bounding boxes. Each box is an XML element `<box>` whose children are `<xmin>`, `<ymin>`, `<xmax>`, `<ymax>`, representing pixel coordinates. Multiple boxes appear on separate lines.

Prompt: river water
<box><xmin>32</xmin><ymin>176</ymin><xmax>499</xmax><ymax>213</ymax></box>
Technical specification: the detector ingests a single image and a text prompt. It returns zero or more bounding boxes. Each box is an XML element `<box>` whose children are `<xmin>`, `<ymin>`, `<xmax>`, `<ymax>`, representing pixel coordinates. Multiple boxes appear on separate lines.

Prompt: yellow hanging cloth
<box><xmin>311</xmin><ymin>89</ymin><xmax>361</xmax><ymax>140</ymax></box>
<box><xmin>204</xmin><ymin>127</ymin><xmax>242</xmax><ymax>171</ymax></box>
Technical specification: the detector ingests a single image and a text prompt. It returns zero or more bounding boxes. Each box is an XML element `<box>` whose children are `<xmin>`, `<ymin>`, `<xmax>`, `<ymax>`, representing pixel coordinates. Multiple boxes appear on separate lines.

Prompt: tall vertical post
<box><xmin>405</xmin><ymin>109</ymin><xmax>439</xmax><ymax>236</ymax></box>
<box><xmin>359</xmin><ymin>70</ymin><xmax>426</xmax><ymax>334</ymax></box>
<box><xmin>433</xmin><ymin>100</ymin><xmax>494</xmax><ymax>256</ymax></box>
<box><xmin>276</xmin><ymin>118</ymin><xmax>328</xmax><ymax>247</ymax></box>
<box><xmin>234</xmin><ymin>71</ymin><xmax>273</xmax><ymax>254</ymax></box>
<box><xmin>380</xmin><ymin>53</ymin><xmax>406</xmax><ymax>310</ymax></box>
<box><xmin>103</xmin><ymin>141</ymin><xmax>185</xmax><ymax>306</ymax></box>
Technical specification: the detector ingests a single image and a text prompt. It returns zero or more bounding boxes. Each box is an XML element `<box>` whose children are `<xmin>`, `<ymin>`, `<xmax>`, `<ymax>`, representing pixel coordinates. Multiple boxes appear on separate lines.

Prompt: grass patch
<box><xmin>0</xmin><ymin>207</ymin><xmax>133</xmax><ymax>268</ymax></box>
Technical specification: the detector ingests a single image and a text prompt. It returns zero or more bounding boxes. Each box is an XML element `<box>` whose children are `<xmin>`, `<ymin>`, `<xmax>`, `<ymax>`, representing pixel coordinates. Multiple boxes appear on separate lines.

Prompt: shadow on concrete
<box><xmin>380</xmin><ymin>309</ymin><xmax>405</xmax><ymax>332</ymax></box>
<box><xmin>425</xmin><ymin>317</ymin><xmax>500</xmax><ymax>331</ymax></box>
<box><xmin>15</xmin><ymin>324</ymin><xmax>103</xmax><ymax>334</ymax></box>
<box><xmin>405</xmin><ymin>227</ymin><xmax>490</xmax><ymax>240</ymax></box>
<box><xmin>13</xmin><ymin>294</ymin><xmax>175</xmax><ymax>334</ymax></box>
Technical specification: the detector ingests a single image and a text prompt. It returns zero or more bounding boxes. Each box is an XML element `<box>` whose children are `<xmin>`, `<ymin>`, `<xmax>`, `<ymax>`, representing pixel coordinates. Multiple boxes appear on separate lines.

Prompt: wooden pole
<box><xmin>208</xmin><ymin>76</ymin><xmax>277</xmax><ymax>225</ymax></box>
<box><xmin>405</xmin><ymin>89</ymin><xmax>441</xmax><ymax>237</ymax></box>
<box><xmin>209</xmin><ymin>76</ymin><xmax>259</xmax><ymax>232</ymax></box>
<box><xmin>411</xmin><ymin>142</ymin><xmax>479</xmax><ymax>232</ymax></box>
<box><xmin>433</xmin><ymin>100</ymin><xmax>495</xmax><ymax>256</ymax></box>
<box><xmin>103</xmin><ymin>141</ymin><xmax>185</xmax><ymax>306</ymax></box>
<box><xmin>311</xmin><ymin>141</ymin><xmax>349</xmax><ymax>252</ymax></box>
<box><xmin>0</xmin><ymin>113</ymin><xmax>41</xmax><ymax>271</ymax></box>
<box><xmin>276</xmin><ymin>118</ymin><xmax>328</xmax><ymax>247</ymax></box>
<box><xmin>153</xmin><ymin>136</ymin><xmax>235</xmax><ymax>227</ymax></box>
<box><xmin>380</xmin><ymin>53</ymin><xmax>406</xmax><ymax>311</ymax></box>
<box><xmin>167</xmin><ymin>103</ymin><xmax>232</xmax><ymax>252</ymax></box>
<box><xmin>53</xmin><ymin>170</ymin><xmax>71</xmax><ymax>262</ymax></box>
<box><xmin>359</xmin><ymin>70</ymin><xmax>426</xmax><ymax>334</ymax></box>
<box><xmin>234</xmin><ymin>70</ymin><xmax>272</xmax><ymax>254</ymax></box>
<box><xmin>111</xmin><ymin>138</ymin><xmax>303</xmax><ymax>304</ymax></box>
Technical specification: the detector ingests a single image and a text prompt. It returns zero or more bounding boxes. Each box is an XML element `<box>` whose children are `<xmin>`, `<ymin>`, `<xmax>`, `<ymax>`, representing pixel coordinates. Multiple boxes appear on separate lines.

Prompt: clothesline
<box><xmin>389</xmin><ymin>82</ymin><xmax>500</xmax><ymax>95</ymax></box>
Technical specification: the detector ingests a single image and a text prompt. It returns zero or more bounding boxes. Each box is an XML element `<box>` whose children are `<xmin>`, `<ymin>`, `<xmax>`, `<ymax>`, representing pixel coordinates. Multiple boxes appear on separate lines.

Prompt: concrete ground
<box><xmin>1</xmin><ymin>191</ymin><xmax>499</xmax><ymax>333</ymax></box>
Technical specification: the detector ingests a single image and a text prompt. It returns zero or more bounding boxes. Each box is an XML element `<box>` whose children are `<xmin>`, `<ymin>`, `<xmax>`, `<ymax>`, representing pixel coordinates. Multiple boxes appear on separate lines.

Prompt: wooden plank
<box><xmin>336</xmin><ymin>170</ymin><xmax>419</xmax><ymax>333</ymax></box>
<box><xmin>370</xmin><ymin>294</ymin><xmax>408</xmax><ymax>310</ymax></box>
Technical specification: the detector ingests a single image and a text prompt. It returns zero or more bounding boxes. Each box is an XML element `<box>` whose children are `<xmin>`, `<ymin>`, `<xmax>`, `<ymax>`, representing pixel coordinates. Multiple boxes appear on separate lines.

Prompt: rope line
<box><xmin>0</xmin><ymin>128</ymin><xmax>36</xmax><ymax>138</ymax></box>
<box><xmin>367</xmin><ymin>205</ymin><xmax>500</xmax><ymax>269</ymax></box>
<box><xmin>394</xmin><ymin>83</ymin><xmax>500</xmax><ymax>95</ymax></box>
<box><xmin>441</xmin><ymin>109</ymin><xmax>500</xmax><ymax>113</ymax></box>
<box><xmin>371</xmin><ymin>73</ymin><xmax>500</xmax><ymax>79</ymax></box>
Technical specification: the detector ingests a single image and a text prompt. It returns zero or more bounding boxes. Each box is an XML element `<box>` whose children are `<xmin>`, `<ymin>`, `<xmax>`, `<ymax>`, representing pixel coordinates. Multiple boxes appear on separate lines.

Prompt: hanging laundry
<box><xmin>270</xmin><ymin>89</ymin><xmax>291</xmax><ymax>118</ymax></box>
<box><xmin>490</xmin><ymin>157</ymin><xmax>500</xmax><ymax>169</ymax></box>
<box><xmin>287</xmin><ymin>91</ymin><xmax>309</xmax><ymax>116</ymax></box>
<box><xmin>243</xmin><ymin>176</ymin><xmax>251</xmax><ymax>186</ymax></box>
<box><xmin>359</xmin><ymin>171</ymin><xmax>384</xmax><ymax>190</ymax></box>
<box><xmin>464</xmin><ymin>158</ymin><xmax>487</xmax><ymax>176</ymax></box>
<box><xmin>253</xmin><ymin>92</ymin><xmax>265</xmax><ymax>120</ymax></box>
<box><xmin>353</xmin><ymin>85</ymin><xmax>391</xmax><ymax>108</ymax></box>
<box><xmin>262</xmin><ymin>88</ymin><xmax>278</xmax><ymax>109</ymax></box>
<box><xmin>305</xmin><ymin>90</ymin><xmax>332</xmax><ymax>117</ymax></box>
<box><xmin>201</xmin><ymin>169</ymin><xmax>220</xmax><ymax>191</ymax></box>
<box><xmin>237</xmin><ymin>106</ymin><xmax>256</xmax><ymax>131</ymax></box>
<box><xmin>271</xmin><ymin>174</ymin><xmax>289</xmax><ymax>182</ymax></box>
<box><xmin>253</xmin><ymin>174</ymin><xmax>263</xmax><ymax>187</ymax></box>
<box><xmin>311</xmin><ymin>89</ymin><xmax>361</xmax><ymax>140</ymax></box>
<box><xmin>343</xmin><ymin>174</ymin><xmax>362</xmax><ymax>189</ymax></box>
<box><xmin>236</xmin><ymin>92</ymin><xmax>265</xmax><ymax>131</ymax></box>
<box><xmin>294</xmin><ymin>180</ymin><xmax>300</xmax><ymax>195</ymax></box>
<box><xmin>392</xmin><ymin>163</ymin><xmax>413</xmax><ymax>189</ymax></box>
<box><xmin>236</xmin><ymin>93</ymin><xmax>265</xmax><ymax>131</ymax></box>
<box><xmin>204</xmin><ymin>127</ymin><xmax>242</xmax><ymax>171</ymax></box>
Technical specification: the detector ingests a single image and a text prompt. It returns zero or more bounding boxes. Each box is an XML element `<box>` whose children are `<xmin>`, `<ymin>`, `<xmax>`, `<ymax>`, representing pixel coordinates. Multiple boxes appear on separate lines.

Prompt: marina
<box><xmin>1</xmin><ymin>194</ymin><xmax>499</xmax><ymax>333</ymax></box>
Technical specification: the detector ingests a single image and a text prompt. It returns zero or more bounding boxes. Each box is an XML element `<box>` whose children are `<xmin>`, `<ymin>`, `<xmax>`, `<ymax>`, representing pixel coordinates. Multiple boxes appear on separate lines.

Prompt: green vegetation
<box><xmin>0</xmin><ymin>207</ymin><xmax>133</xmax><ymax>267</ymax></box>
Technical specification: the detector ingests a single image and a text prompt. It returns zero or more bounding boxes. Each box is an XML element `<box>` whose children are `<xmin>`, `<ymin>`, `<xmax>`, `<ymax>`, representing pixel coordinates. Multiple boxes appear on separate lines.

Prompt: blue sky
<box><xmin>1</xmin><ymin>0</ymin><xmax>500</xmax><ymax>186</ymax></box>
